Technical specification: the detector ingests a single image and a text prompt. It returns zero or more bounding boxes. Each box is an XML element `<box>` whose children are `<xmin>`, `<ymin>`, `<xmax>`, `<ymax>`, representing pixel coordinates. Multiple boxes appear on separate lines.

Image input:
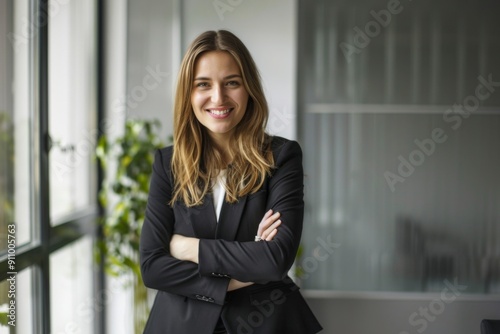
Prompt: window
<box><xmin>0</xmin><ymin>1</ymin><xmax>102</xmax><ymax>333</ymax></box>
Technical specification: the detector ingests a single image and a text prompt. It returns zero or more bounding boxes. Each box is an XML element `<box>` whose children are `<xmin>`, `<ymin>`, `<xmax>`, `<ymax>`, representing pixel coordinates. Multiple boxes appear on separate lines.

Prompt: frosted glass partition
<box><xmin>297</xmin><ymin>0</ymin><xmax>500</xmax><ymax>293</ymax></box>
<box><xmin>299</xmin><ymin>113</ymin><xmax>500</xmax><ymax>293</ymax></box>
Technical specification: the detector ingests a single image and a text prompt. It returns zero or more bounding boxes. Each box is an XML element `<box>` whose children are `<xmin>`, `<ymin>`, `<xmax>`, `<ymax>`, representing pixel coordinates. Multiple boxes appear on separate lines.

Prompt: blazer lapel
<box><xmin>215</xmin><ymin>195</ymin><xmax>247</xmax><ymax>241</ymax></box>
<box><xmin>189</xmin><ymin>194</ymin><xmax>218</xmax><ymax>239</ymax></box>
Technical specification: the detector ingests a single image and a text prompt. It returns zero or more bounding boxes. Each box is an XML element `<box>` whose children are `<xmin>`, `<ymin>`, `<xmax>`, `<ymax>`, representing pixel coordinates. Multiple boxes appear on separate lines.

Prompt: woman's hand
<box><xmin>227</xmin><ymin>210</ymin><xmax>281</xmax><ymax>291</ymax></box>
<box><xmin>256</xmin><ymin>209</ymin><xmax>281</xmax><ymax>241</ymax></box>
<box><xmin>169</xmin><ymin>234</ymin><xmax>200</xmax><ymax>264</ymax></box>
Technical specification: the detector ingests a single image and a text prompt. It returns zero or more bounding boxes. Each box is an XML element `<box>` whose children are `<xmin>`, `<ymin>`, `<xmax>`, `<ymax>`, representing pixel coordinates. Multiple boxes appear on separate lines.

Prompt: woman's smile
<box><xmin>206</xmin><ymin>107</ymin><xmax>234</xmax><ymax>118</ymax></box>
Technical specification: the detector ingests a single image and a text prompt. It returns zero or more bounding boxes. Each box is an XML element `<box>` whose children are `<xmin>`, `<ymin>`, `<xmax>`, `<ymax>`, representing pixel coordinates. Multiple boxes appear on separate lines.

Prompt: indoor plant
<box><xmin>95</xmin><ymin>118</ymin><xmax>165</xmax><ymax>333</ymax></box>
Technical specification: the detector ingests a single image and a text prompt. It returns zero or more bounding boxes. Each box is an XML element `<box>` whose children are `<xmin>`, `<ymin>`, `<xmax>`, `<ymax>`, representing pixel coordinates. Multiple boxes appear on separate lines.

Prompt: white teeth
<box><xmin>209</xmin><ymin>109</ymin><xmax>231</xmax><ymax>115</ymax></box>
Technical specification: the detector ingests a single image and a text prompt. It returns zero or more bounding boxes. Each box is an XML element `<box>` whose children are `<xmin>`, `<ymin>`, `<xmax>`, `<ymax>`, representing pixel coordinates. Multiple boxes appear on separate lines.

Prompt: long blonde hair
<box><xmin>171</xmin><ymin>30</ymin><xmax>274</xmax><ymax>207</ymax></box>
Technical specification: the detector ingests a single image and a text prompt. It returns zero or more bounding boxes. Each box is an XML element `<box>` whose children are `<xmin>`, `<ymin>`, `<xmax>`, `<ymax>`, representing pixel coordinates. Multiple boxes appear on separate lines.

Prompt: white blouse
<box><xmin>212</xmin><ymin>170</ymin><xmax>226</xmax><ymax>222</ymax></box>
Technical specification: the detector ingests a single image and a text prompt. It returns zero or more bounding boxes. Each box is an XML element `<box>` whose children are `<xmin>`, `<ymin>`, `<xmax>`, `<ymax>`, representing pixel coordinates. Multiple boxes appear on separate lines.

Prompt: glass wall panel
<box><xmin>48</xmin><ymin>0</ymin><xmax>97</xmax><ymax>224</ymax></box>
<box><xmin>50</xmin><ymin>236</ymin><xmax>95</xmax><ymax>333</ymax></box>
<box><xmin>0</xmin><ymin>268</ymin><xmax>34</xmax><ymax>334</ymax></box>
<box><xmin>298</xmin><ymin>0</ymin><xmax>500</xmax><ymax>293</ymax></box>
<box><xmin>300</xmin><ymin>113</ymin><xmax>500</xmax><ymax>293</ymax></box>
<box><xmin>0</xmin><ymin>0</ymin><xmax>33</xmax><ymax>256</ymax></box>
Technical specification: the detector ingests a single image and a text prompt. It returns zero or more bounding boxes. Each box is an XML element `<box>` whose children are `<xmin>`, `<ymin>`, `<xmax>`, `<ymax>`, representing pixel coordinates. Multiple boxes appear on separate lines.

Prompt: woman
<box><xmin>140</xmin><ymin>30</ymin><xmax>322</xmax><ymax>334</ymax></box>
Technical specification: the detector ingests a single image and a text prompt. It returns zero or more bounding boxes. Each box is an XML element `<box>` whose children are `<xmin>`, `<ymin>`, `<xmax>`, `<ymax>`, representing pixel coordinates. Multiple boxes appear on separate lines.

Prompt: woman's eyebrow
<box><xmin>194</xmin><ymin>74</ymin><xmax>242</xmax><ymax>81</ymax></box>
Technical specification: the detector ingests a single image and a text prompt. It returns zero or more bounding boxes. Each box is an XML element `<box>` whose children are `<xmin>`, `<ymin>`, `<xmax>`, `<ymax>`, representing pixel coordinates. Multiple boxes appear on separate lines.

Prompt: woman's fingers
<box><xmin>259</xmin><ymin>211</ymin><xmax>279</xmax><ymax>234</ymax></box>
<box><xmin>256</xmin><ymin>210</ymin><xmax>282</xmax><ymax>241</ymax></box>
<box><xmin>257</xmin><ymin>209</ymin><xmax>275</xmax><ymax>236</ymax></box>
<box><xmin>264</xmin><ymin>223</ymin><xmax>280</xmax><ymax>241</ymax></box>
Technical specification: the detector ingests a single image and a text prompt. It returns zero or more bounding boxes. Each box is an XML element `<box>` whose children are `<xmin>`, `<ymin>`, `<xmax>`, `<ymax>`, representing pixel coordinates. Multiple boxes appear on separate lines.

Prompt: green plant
<box><xmin>294</xmin><ymin>243</ymin><xmax>305</xmax><ymax>280</ymax></box>
<box><xmin>95</xmin><ymin>118</ymin><xmax>166</xmax><ymax>333</ymax></box>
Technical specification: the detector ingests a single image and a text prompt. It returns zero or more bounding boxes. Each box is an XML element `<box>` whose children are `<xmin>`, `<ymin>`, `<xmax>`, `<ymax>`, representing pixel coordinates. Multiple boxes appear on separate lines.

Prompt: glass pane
<box><xmin>48</xmin><ymin>0</ymin><xmax>97</xmax><ymax>224</ymax></box>
<box><xmin>50</xmin><ymin>236</ymin><xmax>95</xmax><ymax>333</ymax></box>
<box><xmin>299</xmin><ymin>113</ymin><xmax>500</xmax><ymax>293</ymax></box>
<box><xmin>299</xmin><ymin>0</ymin><xmax>500</xmax><ymax>107</ymax></box>
<box><xmin>0</xmin><ymin>0</ymin><xmax>33</xmax><ymax>255</ymax></box>
<box><xmin>0</xmin><ymin>268</ymin><xmax>34</xmax><ymax>334</ymax></box>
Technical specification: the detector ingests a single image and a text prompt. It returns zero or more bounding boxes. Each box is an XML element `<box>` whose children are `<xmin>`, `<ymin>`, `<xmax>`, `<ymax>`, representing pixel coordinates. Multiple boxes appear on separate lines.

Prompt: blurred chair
<box><xmin>481</xmin><ymin>319</ymin><xmax>500</xmax><ymax>334</ymax></box>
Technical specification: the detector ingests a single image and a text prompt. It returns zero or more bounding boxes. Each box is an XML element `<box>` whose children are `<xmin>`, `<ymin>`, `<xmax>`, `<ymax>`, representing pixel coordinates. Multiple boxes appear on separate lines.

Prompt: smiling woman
<box><xmin>139</xmin><ymin>30</ymin><xmax>322</xmax><ymax>334</ymax></box>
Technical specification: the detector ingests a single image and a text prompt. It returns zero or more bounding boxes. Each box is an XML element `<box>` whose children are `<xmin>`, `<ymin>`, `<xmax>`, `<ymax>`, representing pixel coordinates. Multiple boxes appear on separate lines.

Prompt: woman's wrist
<box><xmin>189</xmin><ymin>238</ymin><xmax>200</xmax><ymax>264</ymax></box>
<box><xmin>170</xmin><ymin>234</ymin><xmax>200</xmax><ymax>264</ymax></box>
<box><xmin>227</xmin><ymin>279</ymin><xmax>253</xmax><ymax>291</ymax></box>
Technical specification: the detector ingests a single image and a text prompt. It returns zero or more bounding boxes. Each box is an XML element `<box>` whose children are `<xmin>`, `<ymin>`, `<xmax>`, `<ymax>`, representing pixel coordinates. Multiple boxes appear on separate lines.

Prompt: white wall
<box><xmin>181</xmin><ymin>0</ymin><xmax>298</xmax><ymax>140</ymax></box>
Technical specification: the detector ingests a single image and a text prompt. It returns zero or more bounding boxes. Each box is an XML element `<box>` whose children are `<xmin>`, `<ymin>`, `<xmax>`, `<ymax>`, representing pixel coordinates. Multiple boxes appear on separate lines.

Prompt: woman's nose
<box><xmin>211</xmin><ymin>85</ymin><xmax>225</xmax><ymax>104</ymax></box>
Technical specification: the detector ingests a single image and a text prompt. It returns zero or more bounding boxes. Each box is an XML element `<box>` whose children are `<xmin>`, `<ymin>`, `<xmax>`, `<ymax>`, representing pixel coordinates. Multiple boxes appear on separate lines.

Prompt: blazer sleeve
<box><xmin>140</xmin><ymin>148</ymin><xmax>229</xmax><ymax>305</ymax></box>
<box><xmin>197</xmin><ymin>140</ymin><xmax>304</xmax><ymax>283</ymax></box>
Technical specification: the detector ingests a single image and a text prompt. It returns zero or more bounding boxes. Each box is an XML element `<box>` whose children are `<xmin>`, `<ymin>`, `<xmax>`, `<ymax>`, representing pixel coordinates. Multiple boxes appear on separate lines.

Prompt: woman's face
<box><xmin>191</xmin><ymin>51</ymin><xmax>249</xmax><ymax>147</ymax></box>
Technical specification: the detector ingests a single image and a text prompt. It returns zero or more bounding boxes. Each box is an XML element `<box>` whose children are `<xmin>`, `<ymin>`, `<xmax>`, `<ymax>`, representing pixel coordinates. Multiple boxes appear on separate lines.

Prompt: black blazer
<box><xmin>140</xmin><ymin>136</ymin><xmax>322</xmax><ymax>334</ymax></box>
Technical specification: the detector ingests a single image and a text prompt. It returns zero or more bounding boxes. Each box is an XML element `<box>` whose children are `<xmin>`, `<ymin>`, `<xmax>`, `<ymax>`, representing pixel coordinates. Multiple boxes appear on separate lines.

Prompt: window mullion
<box><xmin>36</xmin><ymin>0</ymin><xmax>51</xmax><ymax>333</ymax></box>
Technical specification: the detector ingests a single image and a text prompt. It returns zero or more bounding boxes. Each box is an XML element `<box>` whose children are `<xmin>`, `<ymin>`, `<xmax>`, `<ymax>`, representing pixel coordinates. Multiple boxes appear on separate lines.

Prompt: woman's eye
<box><xmin>226</xmin><ymin>81</ymin><xmax>240</xmax><ymax>86</ymax></box>
<box><xmin>196</xmin><ymin>82</ymin><xmax>209</xmax><ymax>88</ymax></box>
